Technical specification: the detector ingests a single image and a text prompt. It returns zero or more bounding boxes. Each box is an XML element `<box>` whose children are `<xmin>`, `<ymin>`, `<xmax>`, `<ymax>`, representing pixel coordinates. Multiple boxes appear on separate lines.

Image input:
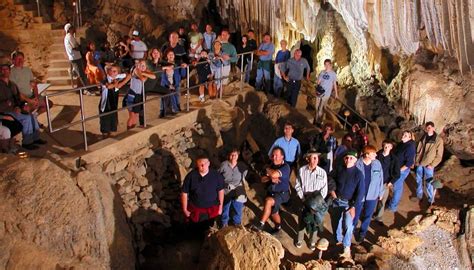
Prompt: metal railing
<box><xmin>316</xmin><ymin>95</ymin><xmax>370</xmax><ymax>130</ymax></box>
<box><xmin>44</xmin><ymin>51</ymin><xmax>254</xmax><ymax>151</ymax></box>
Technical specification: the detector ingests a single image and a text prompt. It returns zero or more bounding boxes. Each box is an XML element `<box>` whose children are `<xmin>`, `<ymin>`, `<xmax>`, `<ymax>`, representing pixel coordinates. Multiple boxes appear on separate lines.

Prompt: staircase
<box><xmin>1</xmin><ymin>0</ymin><xmax>60</xmax><ymax>31</ymax></box>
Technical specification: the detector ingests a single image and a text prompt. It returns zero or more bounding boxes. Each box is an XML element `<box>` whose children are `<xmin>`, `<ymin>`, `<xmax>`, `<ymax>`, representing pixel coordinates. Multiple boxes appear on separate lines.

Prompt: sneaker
<box><xmin>33</xmin><ymin>139</ymin><xmax>47</xmax><ymax>145</ymax></box>
<box><xmin>270</xmin><ymin>226</ymin><xmax>282</xmax><ymax>235</ymax></box>
<box><xmin>295</xmin><ymin>241</ymin><xmax>302</xmax><ymax>248</ymax></box>
<box><xmin>341</xmin><ymin>246</ymin><xmax>351</xmax><ymax>258</ymax></box>
<box><xmin>22</xmin><ymin>143</ymin><xmax>39</xmax><ymax>150</ymax></box>
<box><xmin>250</xmin><ymin>222</ymin><xmax>264</xmax><ymax>231</ymax></box>
<box><xmin>199</xmin><ymin>95</ymin><xmax>205</xmax><ymax>103</ymax></box>
<box><xmin>309</xmin><ymin>243</ymin><xmax>316</xmax><ymax>251</ymax></box>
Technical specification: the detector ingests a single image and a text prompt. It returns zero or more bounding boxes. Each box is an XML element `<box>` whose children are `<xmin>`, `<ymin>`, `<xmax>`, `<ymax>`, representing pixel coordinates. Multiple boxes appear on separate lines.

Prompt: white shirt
<box><xmin>130</xmin><ymin>40</ymin><xmax>147</xmax><ymax>60</ymax></box>
<box><xmin>64</xmin><ymin>33</ymin><xmax>82</xmax><ymax>61</ymax></box>
<box><xmin>295</xmin><ymin>165</ymin><xmax>328</xmax><ymax>200</ymax></box>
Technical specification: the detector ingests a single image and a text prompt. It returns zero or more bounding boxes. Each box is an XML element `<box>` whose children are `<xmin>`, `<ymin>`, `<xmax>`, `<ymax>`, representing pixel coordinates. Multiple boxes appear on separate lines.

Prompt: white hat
<box><xmin>132</xmin><ymin>30</ymin><xmax>139</xmax><ymax>36</ymax></box>
<box><xmin>64</xmin><ymin>23</ymin><xmax>72</xmax><ymax>32</ymax></box>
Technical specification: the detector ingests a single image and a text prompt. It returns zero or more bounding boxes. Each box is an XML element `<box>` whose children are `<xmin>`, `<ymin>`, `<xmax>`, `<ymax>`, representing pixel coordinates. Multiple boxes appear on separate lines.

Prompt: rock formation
<box><xmin>0</xmin><ymin>155</ymin><xmax>135</xmax><ymax>269</ymax></box>
<box><xmin>199</xmin><ymin>226</ymin><xmax>285</xmax><ymax>270</ymax></box>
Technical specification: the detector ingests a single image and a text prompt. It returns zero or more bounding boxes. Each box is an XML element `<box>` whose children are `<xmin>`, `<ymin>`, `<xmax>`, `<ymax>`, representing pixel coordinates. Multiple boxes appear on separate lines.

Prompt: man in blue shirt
<box><xmin>328</xmin><ymin>150</ymin><xmax>365</xmax><ymax>259</ymax></box>
<box><xmin>280</xmin><ymin>49</ymin><xmax>310</xmax><ymax>107</ymax></box>
<box><xmin>268</xmin><ymin>122</ymin><xmax>301</xmax><ymax>167</ymax></box>
<box><xmin>202</xmin><ymin>24</ymin><xmax>216</xmax><ymax>52</ymax></box>
<box><xmin>253</xmin><ymin>146</ymin><xmax>290</xmax><ymax>234</ymax></box>
<box><xmin>255</xmin><ymin>33</ymin><xmax>275</xmax><ymax>94</ymax></box>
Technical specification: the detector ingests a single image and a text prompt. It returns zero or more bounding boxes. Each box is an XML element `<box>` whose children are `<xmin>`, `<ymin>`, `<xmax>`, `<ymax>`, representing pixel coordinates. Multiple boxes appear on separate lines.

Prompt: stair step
<box><xmin>50</xmin><ymin>51</ymin><xmax>66</xmax><ymax>56</ymax></box>
<box><xmin>47</xmin><ymin>68</ymin><xmax>69</xmax><ymax>77</ymax></box>
<box><xmin>31</xmin><ymin>23</ymin><xmax>52</xmax><ymax>30</ymax></box>
<box><xmin>46</xmin><ymin>85</ymin><xmax>73</xmax><ymax>91</ymax></box>
<box><xmin>49</xmin><ymin>61</ymin><xmax>70</xmax><ymax>69</ymax></box>
<box><xmin>47</xmin><ymin>76</ymin><xmax>73</xmax><ymax>85</ymax></box>
<box><xmin>14</xmin><ymin>3</ymin><xmax>36</xmax><ymax>12</ymax></box>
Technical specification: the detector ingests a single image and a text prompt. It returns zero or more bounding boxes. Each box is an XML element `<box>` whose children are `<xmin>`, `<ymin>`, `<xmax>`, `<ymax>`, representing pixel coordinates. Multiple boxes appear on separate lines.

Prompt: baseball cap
<box><xmin>132</xmin><ymin>30</ymin><xmax>139</xmax><ymax>36</ymax></box>
<box><xmin>305</xmin><ymin>149</ymin><xmax>321</xmax><ymax>158</ymax></box>
<box><xmin>345</xmin><ymin>150</ymin><xmax>358</xmax><ymax>158</ymax></box>
<box><xmin>64</xmin><ymin>23</ymin><xmax>72</xmax><ymax>32</ymax></box>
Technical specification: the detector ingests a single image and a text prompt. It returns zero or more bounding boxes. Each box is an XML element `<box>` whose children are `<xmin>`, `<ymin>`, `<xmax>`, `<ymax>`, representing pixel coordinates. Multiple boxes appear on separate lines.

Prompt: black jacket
<box><xmin>376</xmin><ymin>150</ymin><xmax>401</xmax><ymax>184</ymax></box>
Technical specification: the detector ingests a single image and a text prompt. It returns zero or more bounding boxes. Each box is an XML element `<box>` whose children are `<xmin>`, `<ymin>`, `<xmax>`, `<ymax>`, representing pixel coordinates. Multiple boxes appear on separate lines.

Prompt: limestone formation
<box><xmin>199</xmin><ymin>227</ymin><xmax>284</xmax><ymax>270</ymax></box>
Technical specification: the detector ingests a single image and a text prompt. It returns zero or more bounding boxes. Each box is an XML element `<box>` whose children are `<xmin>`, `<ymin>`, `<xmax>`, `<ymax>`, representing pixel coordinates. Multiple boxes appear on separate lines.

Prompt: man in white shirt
<box><xmin>130</xmin><ymin>30</ymin><xmax>148</xmax><ymax>60</ymax></box>
<box><xmin>64</xmin><ymin>23</ymin><xmax>88</xmax><ymax>87</ymax></box>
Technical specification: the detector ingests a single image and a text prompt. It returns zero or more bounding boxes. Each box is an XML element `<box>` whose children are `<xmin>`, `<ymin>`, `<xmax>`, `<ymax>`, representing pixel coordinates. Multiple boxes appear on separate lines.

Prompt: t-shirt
<box><xmin>268</xmin><ymin>163</ymin><xmax>290</xmax><ymax>193</ymax></box>
<box><xmin>203</xmin><ymin>32</ymin><xmax>216</xmax><ymax>51</ymax></box>
<box><xmin>130</xmin><ymin>40</ymin><xmax>148</xmax><ymax>60</ymax></box>
<box><xmin>257</xmin><ymin>42</ymin><xmax>274</xmax><ymax>61</ymax></box>
<box><xmin>268</xmin><ymin>136</ymin><xmax>301</xmax><ymax>163</ymax></box>
<box><xmin>10</xmin><ymin>66</ymin><xmax>34</xmax><ymax>97</ymax></box>
<box><xmin>318</xmin><ymin>70</ymin><xmax>337</xmax><ymax>97</ymax></box>
<box><xmin>64</xmin><ymin>33</ymin><xmax>81</xmax><ymax>61</ymax></box>
<box><xmin>280</xmin><ymin>58</ymin><xmax>310</xmax><ymax>81</ymax></box>
<box><xmin>275</xmin><ymin>50</ymin><xmax>290</xmax><ymax>63</ymax></box>
<box><xmin>188</xmin><ymin>31</ymin><xmax>203</xmax><ymax>46</ymax></box>
<box><xmin>182</xmin><ymin>169</ymin><xmax>225</xmax><ymax>208</ymax></box>
<box><xmin>363</xmin><ymin>163</ymin><xmax>372</xmax><ymax>196</ymax></box>
<box><xmin>0</xmin><ymin>80</ymin><xmax>21</xmax><ymax>112</ymax></box>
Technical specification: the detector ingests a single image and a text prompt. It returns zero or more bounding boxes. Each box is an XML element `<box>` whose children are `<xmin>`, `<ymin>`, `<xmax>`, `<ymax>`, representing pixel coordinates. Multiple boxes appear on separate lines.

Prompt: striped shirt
<box><xmin>295</xmin><ymin>165</ymin><xmax>328</xmax><ymax>200</ymax></box>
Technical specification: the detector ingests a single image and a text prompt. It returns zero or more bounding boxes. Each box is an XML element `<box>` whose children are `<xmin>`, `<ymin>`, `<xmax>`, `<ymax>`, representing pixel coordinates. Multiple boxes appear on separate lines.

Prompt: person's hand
<box><xmin>183</xmin><ymin>209</ymin><xmax>191</xmax><ymax>218</ymax></box>
<box><xmin>379</xmin><ymin>196</ymin><xmax>383</xmax><ymax>201</ymax></box>
<box><xmin>426</xmin><ymin>165</ymin><xmax>433</xmax><ymax>170</ymax></box>
<box><xmin>180</xmin><ymin>63</ymin><xmax>188</xmax><ymax>68</ymax></box>
<box><xmin>387</xmin><ymin>182</ymin><xmax>393</xmax><ymax>188</ymax></box>
<box><xmin>348</xmin><ymin>207</ymin><xmax>355</xmax><ymax>218</ymax></box>
<box><xmin>222</xmin><ymin>54</ymin><xmax>230</xmax><ymax>61</ymax></box>
<box><xmin>218</xmin><ymin>205</ymin><xmax>223</xmax><ymax>215</ymax></box>
<box><xmin>13</xmin><ymin>107</ymin><xmax>21</xmax><ymax>114</ymax></box>
<box><xmin>283</xmin><ymin>75</ymin><xmax>289</xmax><ymax>82</ymax></box>
<box><xmin>1</xmin><ymin>115</ymin><xmax>14</xmax><ymax>121</ymax></box>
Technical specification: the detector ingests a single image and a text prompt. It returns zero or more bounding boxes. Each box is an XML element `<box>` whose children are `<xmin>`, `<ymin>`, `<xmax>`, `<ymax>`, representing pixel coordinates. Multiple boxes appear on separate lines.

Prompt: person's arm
<box><xmin>333</xmin><ymin>79</ymin><xmax>338</xmax><ymax>98</ymax></box>
<box><xmin>181</xmin><ymin>192</ymin><xmax>191</xmax><ymax>217</ymax></box>
<box><xmin>402</xmin><ymin>144</ymin><xmax>416</xmax><ymax>171</ymax></box>
<box><xmin>116</xmin><ymin>74</ymin><xmax>131</xmax><ymax>88</ymax></box>
<box><xmin>429</xmin><ymin>139</ymin><xmax>444</xmax><ymax>168</ymax></box>
<box><xmin>321</xmin><ymin>170</ymin><xmax>328</xmax><ymax>198</ymax></box>
<box><xmin>389</xmin><ymin>155</ymin><xmax>401</xmax><ymax>185</ymax></box>
<box><xmin>378</xmin><ymin>163</ymin><xmax>384</xmax><ymax>200</ymax></box>
<box><xmin>217</xmin><ymin>189</ymin><xmax>224</xmax><ymax>215</ymax></box>
<box><xmin>294</xmin><ymin>170</ymin><xmax>304</xmax><ymax>200</ymax></box>
<box><xmin>305</xmin><ymin>60</ymin><xmax>311</xmax><ymax>80</ymax></box>
<box><xmin>86</xmin><ymin>51</ymin><xmax>95</xmax><ymax>66</ymax></box>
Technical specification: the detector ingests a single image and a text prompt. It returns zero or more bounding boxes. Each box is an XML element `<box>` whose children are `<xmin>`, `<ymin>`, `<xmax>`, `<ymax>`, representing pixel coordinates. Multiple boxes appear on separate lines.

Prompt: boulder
<box><xmin>199</xmin><ymin>227</ymin><xmax>284</xmax><ymax>270</ymax></box>
<box><xmin>436</xmin><ymin>155</ymin><xmax>474</xmax><ymax>196</ymax></box>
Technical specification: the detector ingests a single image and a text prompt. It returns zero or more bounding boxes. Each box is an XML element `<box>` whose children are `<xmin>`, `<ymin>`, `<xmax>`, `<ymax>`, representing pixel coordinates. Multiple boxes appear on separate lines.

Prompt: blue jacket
<box><xmin>160</xmin><ymin>66</ymin><xmax>186</xmax><ymax>91</ymax></box>
<box><xmin>356</xmin><ymin>158</ymin><xmax>384</xmax><ymax>201</ymax></box>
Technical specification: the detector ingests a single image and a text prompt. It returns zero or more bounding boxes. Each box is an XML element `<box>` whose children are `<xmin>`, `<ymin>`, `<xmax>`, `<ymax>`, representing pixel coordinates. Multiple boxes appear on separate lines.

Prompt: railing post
<box><xmin>45</xmin><ymin>95</ymin><xmax>52</xmax><ymax>133</ymax></box>
<box><xmin>186</xmin><ymin>65</ymin><xmax>190</xmax><ymax>112</ymax></box>
<box><xmin>219</xmin><ymin>65</ymin><xmax>223</xmax><ymax>99</ymax></box>
<box><xmin>142</xmin><ymin>80</ymin><xmax>147</xmax><ymax>128</ymax></box>
<box><xmin>79</xmin><ymin>88</ymin><xmax>88</xmax><ymax>151</ymax></box>
<box><xmin>36</xmin><ymin>0</ymin><xmax>40</xmax><ymax>17</ymax></box>
<box><xmin>240</xmin><ymin>53</ymin><xmax>244</xmax><ymax>91</ymax></box>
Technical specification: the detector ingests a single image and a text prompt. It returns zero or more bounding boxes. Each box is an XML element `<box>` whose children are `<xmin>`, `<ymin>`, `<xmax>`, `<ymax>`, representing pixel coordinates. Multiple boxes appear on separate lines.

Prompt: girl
<box><xmin>208</xmin><ymin>40</ymin><xmax>224</xmax><ymax>99</ymax></box>
<box><xmin>126</xmin><ymin>60</ymin><xmax>155</xmax><ymax>129</ymax></box>
<box><xmin>85</xmin><ymin>41</ymin><xmax>105</xmax><ymax>85</ymax></box>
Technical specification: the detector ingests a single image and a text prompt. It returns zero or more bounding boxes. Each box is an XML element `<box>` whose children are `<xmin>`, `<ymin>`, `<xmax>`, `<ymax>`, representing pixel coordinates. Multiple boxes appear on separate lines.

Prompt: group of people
<box><xmin>63</xmin><ymin>21</ymin><xmax>341</xmax><ymax>139</ymax></box>
<box><xmin>0</xmin><ymin>51</ymin><xmax>49</xmax><ymax>153</ymax></box>
<box><xmin>180</xmin><ymin>121</ymin><xmax>444</xmax><ymax>259</ymax></box>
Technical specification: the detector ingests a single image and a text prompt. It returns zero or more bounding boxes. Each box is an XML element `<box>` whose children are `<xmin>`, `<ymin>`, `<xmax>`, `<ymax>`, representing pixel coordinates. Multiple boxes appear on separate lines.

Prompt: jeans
<box><xmin>330</xmin><ymin>198</ymin><xmax>354</xmax><ymax>248</ymax></box>
<box><xmin>374</xmin><ymin>184</ymin><xmax>390</xmax><ymax>221</ymax></box>
<box><xmin>286</xmin><ymin>80</ymin><xmax>302</xmax><ymax>107</ymax></box>
<box><xmin>416</xmin><ymin>166</ymin><xmax>435</xmax><ymax>203</ymax></box>
<box><xmin>11</xmin><ymin>112</ymin><xmax>40</xmax><ymax>145</ymax></box>
<box><xmin>256</xmin><ymin>68</ymin><xmax>271</xmax><ymax>93</ymax></box>
<box><xmin>171</xmin><ymin>89</ymin><xmax>181</xmax><ymax>112</ymax></box>
<box><xmin>353</xmin><ymin>199</ymin><xmax>378</xmax><ymax>239</ymax></box>
<box><xmin>387</xmin><ymin>169</ymin><xmax>410</xmax><ymax>211</ymax></box>
<box><xmin>70</xmin><ymin>58</ymin><xmax>88</xmax><ymax>86</ymax></box>
<box><xmin>222</xmin><ymin>65</ymin><xmax>231</xmax><ymax>85</ymax></box>
<box><xmin>273</xmin><ymin>76</ymin><xmax>284</xmax><ymax>97</ymax></box>
<box><xmin>221</xmin><ymin>199</ymin><xmax>244</xmax><ymax>225</ymax></box>
<box><xmin>317</xmin><ymin>94</ymin><xmax>331</xmax><ymax>118</ymax></box>
<box><xmin>244</xmin><ymin>60</ymin><xmax>252</xmax><ymax>83</ymax></box>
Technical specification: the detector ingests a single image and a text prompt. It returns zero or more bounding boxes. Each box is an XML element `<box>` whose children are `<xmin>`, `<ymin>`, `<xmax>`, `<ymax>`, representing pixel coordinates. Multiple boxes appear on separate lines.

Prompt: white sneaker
<box><xmin>199</xmin><ymin>95</ymin><xmax>205</xmax><ymax>102</ymax></box>
<box><xmin>341</xmin><ymin>246</ymin><xmax>351</xmax><ymax>258</ymax></box>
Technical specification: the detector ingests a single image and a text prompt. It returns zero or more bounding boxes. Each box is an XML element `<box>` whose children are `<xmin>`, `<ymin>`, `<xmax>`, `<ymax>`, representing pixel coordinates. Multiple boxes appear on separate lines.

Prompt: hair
<box><xmin>169</xmin><ymin>31</ymin><xmax>178</xmax><ymax>39</ymax></box>
<box><xmin>382</xmin><ymin>139</ymin><xmax>395</xmax><ymax>147</ymax></box>
<box><xmin>87</xmin><ymin>41</ymin><xmax>96</xmax><ymax>51</ymax></box>
<box><xmin>11</xmin><ymin>51</ymin><xmax>24</xmax><ymax>60</ymax></box>
<box><xmin>0</xmin><ymin>64</ymin><xmax>11</xmax><ymax>70</ymax></box>
<box><xmin>196</xmin><ymin>154</ymin><xmax>209</xmax><ymax>161</ymax></box>
<box><xmin>104</xmin><ymin>63</ymin><xmax>120</xmax><ymax>73</ymax></box>
<box><xmin>323</xmin><ymin>122</ymin><xmax>334</xmax><ymax>130</ymax></box>
<box><xmin>324</xmin><ymin>59</ymin><xmax>332</xmax><ymax>64</ymax></box>
<box><xmin>148</xmin><ymin>47</ymin><xmax>161</xmax><ymax>60</ymax></box>
<box><xmin>242</xmin><ymin>34</ymin><xmax>249</xmax><ymax>40</ymax></box>
<box><xmin>402</xmin><ymin>130</ymin><xmax>415</xmax><ymax>141</ymax></box>
<box><xmin>271</xmin><ymin>146</ymin><xmax>286</xmax><ymax>158</ymax></box>
<box><xmin>228</xmin><ymin>148</ymin><xmax>240</xmax><ymax>156</ymax></box>
<box><xmin>263</xmin><ymin>32</ymin><xmax>272</xmax><ymax>40</ymax></box>
<box><xmin>221</xmin><ymin>28</ymin><xmax>230</xmax><ymax>35</ymax></box>
<box><xmin>178</xmin><ymin>25</ymin><xmax>185</xmax><ymax>29</ymax></box>
<box><xmin>425</xmin><ymin>121</ymin><xmax>435</xmax><ymax>127</ymax></box>
<box><xmin>164</xmin><ymin>48</ymin><xmax>175</xmax><ymax>58</ymax></box>
<box><xmin>284</xmin><ymin>121</ymin><xmax>294</xmax><ymax>129</ymax></box>
<box><xmin>248</xmin><ymin>29</ymin><xmax>255</xmax><ymax>33</ymax></box>
<box><xmin>280</xmin><ymin>39</ymin><xmax>287</xmax><ymax>44</ymax></box>
<box><xmin>362</xmin><ymin>145</ymin><xmax>377</xmax><ymax>156</ymax></box>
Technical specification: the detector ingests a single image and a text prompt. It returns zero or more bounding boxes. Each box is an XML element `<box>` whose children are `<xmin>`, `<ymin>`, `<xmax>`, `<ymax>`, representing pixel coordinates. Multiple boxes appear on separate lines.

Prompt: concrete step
<box><xmin>31</xmin><ymin>23</ymin><xmax>52</xmax><ymax>30</ymax></box>
<box><xmin>32</xmin><ymin>16</ymin><xmax>51</xmax><ymax>24</ymax></box>
<box><xmin>50</xmin><ymin>51</ymin><xmax>66</xmax><ymax>57</ymax></box>
<box><xmin>47</xmin><ymin>76</ymin><xmax>73</xmax><ymax>85</ymax></box>
<box><xmin>14</xmin><ymin>3</ymin><xmax>36</xmax><ymax>12</ymax></box>
<box><xmin>46</xmin><ymin>85</ymin><xmax>73</xmax><ymax>91</ymax></box>
<box><xmin>47</xmin><ymin>67</ymin><xmax>69</xmax><ymax>77</ymax></box>
<box><xmin>49</xmin><ymin>60</ymin><xmax>70</xmax><ymax>69</ymax></box>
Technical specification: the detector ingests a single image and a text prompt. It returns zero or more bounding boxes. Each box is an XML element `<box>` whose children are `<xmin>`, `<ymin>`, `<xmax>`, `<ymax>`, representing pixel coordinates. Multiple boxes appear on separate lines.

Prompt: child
<box><xmin>99</xmin><ymin>64</ymin><xmax>130</xmax><ymax>138</ymax></box>
<box><xmin>126</xmin><ymin>60</ymin><xmax>156</xmax><ymax>129</ymax></box>
<box><xmin>195</xmin><ymin>50</ymin><xmax>212</xmax><ymax>102</ymax></box>
<box><xmin>160</xmin><ymin>49</ymin><xmax>186</xmax><ymax>117</ymax></box>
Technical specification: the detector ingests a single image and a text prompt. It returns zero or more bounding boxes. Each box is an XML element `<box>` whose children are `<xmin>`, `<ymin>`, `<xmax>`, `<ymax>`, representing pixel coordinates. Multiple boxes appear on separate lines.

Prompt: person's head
<box><xmin>105</xmin><ymin>64</ymin><xmax>120</xmax><ymax>78</ymax></box>
<box><xmin>64</xmin><ymin>23</ymin><xmax>75</xmax><ymax>34</ymax></box>
<box><xmin>227</xmin><ymin>148</ymin><xmax>240</xmax><ymax>163</ymax></box>
<box><xmin>199</xmin><ymin>50</ymin><xmax>208</xmax><ymax>59</ymax></box>
<box><xmin>11</xmin><ymin>51</ymin><xmax>25</xmax><ymax>67</ymax></box>
<box><xmin>280</xmin><ymin>40</ymin><xmax>287</xmax><ymax>50</ymax></box>
<box><xmin>178</xmin><ymin>26</ymin><xmax>185</xmax><ymax>35</ymax></box>
<box><xmin>165</xmin><ymin>49</ymin><xmax>175</xmax><ymax>63</ymax></box>
<box><xmin>135</xmin><ymin>59</ymin><xmax>147</xmax><ymax>71</ymax></box>
<box><xmin>123</xmin><ymin>35</ymin><xmax>131</xmax><ymax>44</ymax></box>
<box><xmin>324</xmin><ymin>59</ymin><xmax>332</xmax><ymax>70</ymax></box>
<box><xmin>19</xmin><ymin>100</ymin><xmax>30</xmax><ymax>113</ymax></box>
<box><xmin>205</xmin><ymin>24</ymin><xmax>213</xmax><ymax>33</ymax></box>
<box><xmin>342</xmin><ymin>134</ymin><xmax>353</xmax><ymax>147</ymax></box>
<box><xmin>87</xmin><ymin>41</ymin><xmax>96</xmax><ymax>52</ymax></box>
<box><xmin>169</xmin><ymin>32</ymin><xmax>179</xmax><ymax>45</ymax></box>
<box><xmin>425</xmin><ymin>121</ymin><xmax>435</xmax><ymax>135</ymax></box>
<box><xmin>294</xmin><ymin>49</ymin><xmax>302</xmax><ymax>60</ymax></box>
<box><xmin>283</xmin><ymin>122</ymin><xmax>295</xmax><ymax>138</ymax></box>
<box><xmin>323</xmin><ymin>122</ymin><xmax>334</xmax><ymax>135</ymax></box>
<box><xmin>247</xmin><ymin>29</ymin><xmax>255</xmax><ymax>39</ymax></box>
<box><xmin>262</xmin><ymin>33</ymin><xmax>271</xmax><ymax>43</ymax></box>
<box><xmin>242</xmin><ymin>35</ymin><xmax>248</xmax><ymax>44</ymax></box>
<box><xmin>213</xmin><ymin>40</ymin><xmax>222</xmax><ymax>52</ymax></box>
<box><xmin>149</xmin><ymin>48</ymin><xmax>161</xmax><ymax>61</ymax></box>
<box><xmin>381</xmin><ymin>139</ymin><xmax>395</xmax><ymax>153</ymax></box>
<box><xmin>305</xmin><ymin>150</ymin><xmax>320</xmax><ymax>167</ymax></box>
<box><xmin>220</xmin><ymin>29</ymin><xmax>230</xmax><ymax>42</ymax></box>
<box><xmin>401</xmin><ymin>130</ymin><xmax>414</xmax><ymax>143</ymax></box>
<box><xmin>270</xmin><ymin>146</ymin><xmax>285</xmax><ymax>165</ymax></box>
<box><xmin>190</xmin><ymin>22</ymin><xmax>198</xmax><ymax>32</ymax></box>
<box><xmin>362</xmin><ymin>145</ymin><xmax>377</xmax><ymax>161</ymax></box>
<box><xmin>132</xmin><ymin>30</ymin><xmax>140</xmax><ymax>40</ymax></box>
<box><xmin>196</xmin><ymin>155</ymin><xmax>210</xmax><ymax>174</ymax></box>
<box><xmin>0</xmin><ymin>64</ymin><xmax>11</xmax><ymax>79</ymax></box>
<box><xmin>344</xmin><ymin>151</ymin><xmax>358</xmax><ymax>168</ymax></box>
<box><xmin>352</xmin><ymin>123</ymin><xmax>360</xmax><ymax>132</ymax></box>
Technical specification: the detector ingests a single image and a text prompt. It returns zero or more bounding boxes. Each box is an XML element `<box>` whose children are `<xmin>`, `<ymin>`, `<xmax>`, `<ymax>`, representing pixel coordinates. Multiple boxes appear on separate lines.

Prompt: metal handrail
<box><xmin>330</xmin><ymin>96</ymin><xmax>370</xmax><ymax>128</ymax></box>
<box><xmin>44</xmin><ymin>51</ymin><xmax>254</xmax><ymax>151</ymax></box>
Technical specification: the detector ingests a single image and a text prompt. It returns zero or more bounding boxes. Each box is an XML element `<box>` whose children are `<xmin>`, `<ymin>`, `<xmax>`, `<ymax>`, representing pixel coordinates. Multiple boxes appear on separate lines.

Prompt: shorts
<box><xmin>268</xmin><ymin>191</ymin><xmax>290</xmax><ymax>214</ymax></box>
<box><xmin>126</xmin><ymin>93</ymin><xmax>143</xmax><ymax>113</ymax></box>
